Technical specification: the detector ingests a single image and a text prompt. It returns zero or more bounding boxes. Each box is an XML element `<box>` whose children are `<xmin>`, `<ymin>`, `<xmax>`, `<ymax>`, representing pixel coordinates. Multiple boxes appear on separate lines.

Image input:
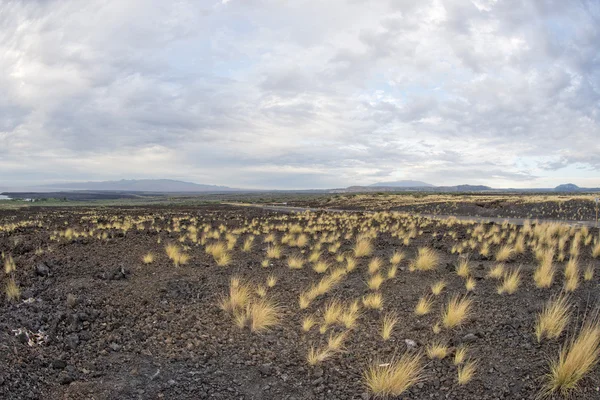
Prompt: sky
<box><xmin>1</xmin><ymin>0</ymin><xmax>599</xmax><ymax>190</ymax></box>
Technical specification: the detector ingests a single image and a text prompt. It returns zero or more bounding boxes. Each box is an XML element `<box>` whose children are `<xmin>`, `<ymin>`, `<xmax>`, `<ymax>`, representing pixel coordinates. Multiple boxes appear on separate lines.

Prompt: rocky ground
<box><xmin>1</xmin><ymin>205</ymin><xmax>600</xmax><ymax>399</ymax></box>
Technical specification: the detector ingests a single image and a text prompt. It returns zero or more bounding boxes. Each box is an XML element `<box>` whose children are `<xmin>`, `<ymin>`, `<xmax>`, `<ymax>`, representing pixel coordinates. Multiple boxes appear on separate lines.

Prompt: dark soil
<box><xmin>1</xmin><ymin>205</ymin><xmax>600</xmax><ymax>400</ymax></box>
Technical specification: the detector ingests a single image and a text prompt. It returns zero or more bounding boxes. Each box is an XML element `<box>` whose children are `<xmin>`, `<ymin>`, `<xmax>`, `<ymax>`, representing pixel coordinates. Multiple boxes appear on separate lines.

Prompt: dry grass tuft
<box><xmin>327</xmin><ymin>331</ymin><xmax>348</xmax><ymax>351</ymax></box>
<box><xmin>142</xmin><ymin>253</ymin><xmax>154</xmax><ymax>264</ymax></box>
<box><xmin>534</xmin><ymin>255</ymin><xmax>555</xmax><ymax>288</ymax></box>
<box><xmin>363</xmin><ymin>292</ymin><xmax>383</xmax><ymax>309</ymax></box>
<box><xmin>497</xmin><ymin>268</ymin><xmax>521</xmax><ymax>294</ymax></box>
<box><xmin>456</xmin><ymin>258</ymin><xmax>470</xmax><ymax>278</ymax></box>
<box><xmin>431</xmin><ymin>280</ymin><xmax>446</xmax><ymax>296</ymax></box>
<box><xmin>457</xmin><ymin>360</ymin><xmax>477</xmax><ymax>385</ymax></box>
<box><xmin>535</xmin><ymin>294</ymin><xmax>571</xmax><ymax>342</ymax></box>
<box><xmin>313</xmin><ymin>259</ymin><xmax>330</xmax><ymax>274</ymax></box>
<box><xmin>454</xmin><ymin>346</ymin><xmax>467</xmax><ymax>365</ymax></box>
<box><xmin>426</xmin><ymin>341</ymin><xmax>449</xmax><ymax>359</ymax></box>
<box><xmin>390</xmin><ymin>251</ymin><xmax>405</xmax><ymax>265</ymax></box>
<box><xmin>411</xmin><ymin>248</ymin><xmax>440</xmax><ymax>271</ymax></box>
<box><xmin>487</xmin><ymin>263</ymin><xmax>505</xmax><ymax>279</ymax></box>
<box><xmin>287</xmin><ymin>254</ymin><xmax>304</xmax><ymax>269</ymax></box>
<box><xmin>354</xmin><ymin>238</ymin><xmax>373</xmax><ymax>258</ymax></box>
<box><xmin>307</xmin><ymin>346</ymin><xmax>332</xmax><ymax>365</ymax></box>
<box><xmin>368</xmin><ymin>274</ymin><xmax>385</xmax><ymax>290</ymax></box>
<box><xmin>340</xmin><ymin>301</ymin><xmax>361</xmax><ymax>329</ymax></box>
<box><xmin>465</xmin><ymin>277</ymin><xmax>476</xmax><ymax>292</ymax></box>
<box><xmin>266</xmin><ymin>245</ymin><xmax>282</xmax><ymax>259</ymax></box>
<box><xmin>368</xmin><ymin>257</ymin><xmax>383</xmax><ymax>274</ymax></box>
<box><xmin>542</xmin><ymin>320</ymin><xmax>600</xmax><ymax>396</ymax></box>
<box><xmin>584</xmin><ymin>264</ymin><xmax>594</xmax><ymax>281</ymax></box>
<box><xmin>363</xmin><ymin>352</ymin><xmax>425</xmax><ymax>397</ymax></box>
<box><xmin>302</xmin><ymin>316</ymin><xmax>317</xmax><ymax>331</ymax></box>
<box><xmin>220</xmin><ymin>277</ymin><xmax>251</xmax><ymax>313</ymax></box>
<box><xmin>245</xmin><ymin>298</ymin><xmax>282</xmax><ymax>332</ymax></box>
<box><xmin>165</xmin><ymin>244</ymin><xmax>189</xmax><ymax>266</ymax></box>
<box><xmin>5</xmin><ymin>278</ymin><xmax>20</xmax><ymax>301</ymax></box>
<box><xmin>442</xmin><ymin>295</ymin><xmax>473</xmax><ymax>329</ymax></box>
<box><xmin>267</xmin><ymin>275</ymin><xmax>277</xmax><ymax>287</ymax></box>
<box><xmin>381</xmin><ymin>313</ymin><xmax>398</xmax><ymax>340</ymax></box>
<box><xmin>495</xmin><ymin>245</ymin><xmax>514</xmax><ymax>262</ymax></box>
<box><xmin>564</xmin><ymin>258</ymin><xmax>579</xmax><ymax>292</ymax></box>
<box><xmin>414</xmin><ymin>295</ymin><xmax>433</xmax><ymax>316</ymax></box>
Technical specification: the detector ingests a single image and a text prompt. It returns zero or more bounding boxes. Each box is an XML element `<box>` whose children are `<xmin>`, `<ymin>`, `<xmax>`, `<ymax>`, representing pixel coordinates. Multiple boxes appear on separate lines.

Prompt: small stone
<box><xmin>259</xmin><ymin>364</ymin><xmax>272</xmax><ymax>376</ymax></box>
<box><xmin>109</xmin><ymin>342</ymin><xmax>121</xmax><ymax>352</ymax></box>
<box><xmin>460</xmin><ymin>333</ymin><xmax>478</xmax><ymax>344</ymax></box>
<box><xmin>405</xmin><ymin>339</ymin><xmax>418</xmax><ymax>350</ymax></box>
<box><xmin>66</xmin><ymin>334</ymin><xmax>79</xmax><ymax>350</ymax></box>
<box><xmin>52</xmin><ymin>360</ymin><xmax>67</xmax><ymax>370</ymax></box>
<box><xmin>35</xmin><ymin>263</ymin><xmax>50</xmax><ymax>277</ymax></box>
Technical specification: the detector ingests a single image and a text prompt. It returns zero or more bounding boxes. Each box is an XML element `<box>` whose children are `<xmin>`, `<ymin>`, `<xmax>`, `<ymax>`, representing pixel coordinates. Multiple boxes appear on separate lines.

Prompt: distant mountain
<box><xmin>42</xmin><ymin>179</ymin><xmax>237</xmax><ymax>193</ymax></box>
<box><xmin>554</xmin><ymin>183</ymin><xmax>580</xmax><ymax>192</ymax></box>
<box><xmin>369</xmin><ymin>180</ymin><xmax>434</xmax><ymax>188</ymax></box>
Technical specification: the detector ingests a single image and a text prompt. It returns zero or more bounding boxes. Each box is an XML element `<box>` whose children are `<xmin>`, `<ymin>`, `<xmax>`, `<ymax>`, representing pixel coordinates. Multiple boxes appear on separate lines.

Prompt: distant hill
<box><xmin>369</xmin><ymin>180</ymin><xmax>434</xmax><ymax>188</ymax></box>
<box><xmin>42</xmin><ymin>179</ymin><xmax>237</xmax><ymax>193</ymax></box>
<box><xmin>554</xmin><ymin>183</ymin><xmax>580</xmax><ymax>192</ymax></box>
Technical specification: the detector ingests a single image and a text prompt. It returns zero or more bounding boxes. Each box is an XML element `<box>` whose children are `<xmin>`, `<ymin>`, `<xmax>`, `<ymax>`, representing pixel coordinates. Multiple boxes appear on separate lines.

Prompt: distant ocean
<box><xmin>0</xmin><ymin>195</ymin><xmax>11</xmax><ymax>200</ymax></box>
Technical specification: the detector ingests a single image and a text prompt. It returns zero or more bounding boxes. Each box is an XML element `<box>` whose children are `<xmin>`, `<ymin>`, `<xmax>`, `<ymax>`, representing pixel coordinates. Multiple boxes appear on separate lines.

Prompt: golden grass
<box><xmin>487</xmin><ymin>263</ymin><xmax>505</xmax><ymax>279</ymax></box>
<box><xmin>245</xmin><ymin>298</ymin><xmax>281</xmax><ymax>332</ymax></box>
<box><xmin>426</xmin><ymin>341</ymin><xmax>449</xmax><ymax>359</ymax></box>
<box><xmin>564</xmin><ymin>258</ymin><xmax>579</xmax><ymax>292</ymax></box>
<box><xmin>4</xmin><ymin>255</ymin><xmax>16</xmax><ymax>274</ymax></box>
<box><xmin>454</xmin><ymin>346</ymin><xmax>467</xmax><ymax>365</ymax></box>
<box><xmin>535</xmin><ymin>294</ymin><xmax>571</xmax><ymax>342</ymax></box>
<box><xmin>381</xmin><ymin>313</ymin><xmax>398</xmax><ymax>340</ymax></box>
<box><xmin>363</xmin><ymin>292</ymin><xmax>383</xmax><ymax>309</ymax></box>
<box><xmin>142</xmin><ymin>253</ymin><xmax>154</xmax><ymax>264</ymax></box>
<box><xmin>323</xmin><ymin>300</ymin><xmax>343</xmax><ymax>326</ymax></box>
<box><xmin>313</xmin><ymin>259</ymin><xmax>330</xmax><ymax>274</ymax></box>
<box><xmin>307</xmin><ymin>346</ymin><xmax>332</xmax><ymax>365</ymax></box>
<box><xmin>368</xmin><ymin>274</ymin><xmax>385</xmax><ymax>290</ymax></box>
<box><xmin>390</xmin><ymin>251</ymin><xmax>405</xmax><ymax>265</ymax></box>
<box><xmin>242</xmin><ymin>236</ymin><xmax>254</xmax><ymax>252</ymax></box>
<box><xmin>387</xmin><ymin>265</ymin><xmax>397</xmax><ymax>279</ymax></box>
<box><xmin>414</xmin><ymin>295</ymin><xmax>433</xmax><ymax>316</ymax></box>
<box><xmin>495</xmin><ymin>245</ymin><xmax>514</xmax><ymax>262</ymax></box>
<box><xmin>309</xmin><ymin>250</ymin><xmax>321</xmax><ymax>263</ymax></box>
<box><xmin>411</xmin><ymin>248</ymin><xmax>440</xmax><ymax>271</ymax></box>
<box><xmin>584</xmin><ymin>264</ymin><xmax>594</xmax><ymax>281</ymax></box>
<box><xmin>261</xmin><ymin>259</ymin><xmax>270</xmax><ymax>268</ymax></box>
<box><xmin>456</xmin><ymin>258</ymin><xmax>470</xmax><ymax>278</ymax></box>
<box><xmin>267</xmin><ymin>275</ymin><xmax>277</xmax><ymax>287</ymax></box>
<box><xmin>534</xmin><ymin>256</ymin><xmax>555</xmax><ymax>288</ymax></box>
<box><xmin>266</xmin><ymin>245</ymin><xmax>282</xmax><ymax>259</ymax></box>
<box><xmin>368</xmin><ymin>257</ymin><xmax>383</xmax><ymax>274</ymax></box>
<box><xmin>215</xmin><ymin>252</ymin><xmax>231</xmax><ymax>267</ymax></box>
<box><xmin>327</xmin><ymin>331</ymin><xmax>348</xmax><ymax>351</ymax></box>
<box><xmin>219</xmin><ymin>277</ymin><xmax>251</xmax><ymax>313</ymax></box>
<box><xmin>465</xmin><ymin>277</ymin><xmax>476</xmax><ymax>292</ymax></box>
<box><xmin>592</xmin><ymin>241</ymin><xmax>600</xmax><ymax>258</ymax></box>
<box><xmin>442</xmin><ymin>295</ymin><xmax>473</xmax><ymax>329</ymax></box>
<box><xmin>363</xmin><ymin>352</ymin><xmax>425</xmax><ymax>397</ymax></box>
<box><xmin>5</xmin><ymin>278</ymin><xmax>20</xmax><ymax>301</ymax></box>
<box><xmin>340</xmin><ymin>301</ymin><xmax>361</xmax><ymax>329</ymax></box>
<box><xmin>431</xmin><ymin>280</ymin><xmax>446</xmax><ymax>296</ymax></box>
<box><xmin>457</xmin><ymin>360</ymin><xmax>477</xmax><ymax>385</ymax></box>
<box><xmin>354</xmin><ymin>238</ymin><xmax>373</xmax><ymax>258</ymax></box>
<box><xmin>287</xmin><ymin>254</ymin><xmax>304</xmax><ymax>269</ymax></box>
<box><xmin>302</xmin><ymin>316</ymin><xmax>316</xmax><ymax>331</ymax></box>
<box><xmin>542</xmin><ymin>320</ymin><xmax>600</xmax><ymax>396</ymax></box>
<box><xmin>497</xmin><ymin>268</ymin><xmax>521</xmax><ymax>294</ymax></box>
<box><xmin>165</xmin><ymin>244</ymin><xmax>189</xmax><ymax>267</ymax></box>
<box><xmin>345</xmin><ymin>257</ymin><xmax>357</xmax><ymax>272</ymax></box>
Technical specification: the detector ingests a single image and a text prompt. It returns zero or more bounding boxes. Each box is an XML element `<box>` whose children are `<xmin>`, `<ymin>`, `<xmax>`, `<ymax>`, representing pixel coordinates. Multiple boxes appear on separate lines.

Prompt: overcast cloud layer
<box><xmin>1</xmin><ymin>0</ymin><xmax>599</xmax><ymax>189</ymax></box>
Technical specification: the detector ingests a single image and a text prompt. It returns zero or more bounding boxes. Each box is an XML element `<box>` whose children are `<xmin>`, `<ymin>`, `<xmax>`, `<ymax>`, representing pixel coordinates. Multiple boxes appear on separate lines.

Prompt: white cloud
<box><xmin>0</xmin><ymin>0</ymin><xmax>599</xmax><ymax>189</ymax></box>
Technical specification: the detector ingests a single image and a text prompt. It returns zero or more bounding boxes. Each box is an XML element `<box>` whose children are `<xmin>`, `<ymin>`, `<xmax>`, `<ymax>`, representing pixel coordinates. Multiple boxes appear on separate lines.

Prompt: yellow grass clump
<box><xmin>142</xmin><ymin>253</ymin><xmax>154</xmax><ymax>264</ymax></box>
<box><xmin>287</xmin><ymin>255</ymin><xmax>304</xmax><ymax>269</ymax></box>
<box><xmin>442</xmin><ymin>295</ymin><xmax>473</xmax><ymax>329</ymax></box>
<box><xmin>307</xmin><ymin>346</ymin><xmax>332</xmax><ymax>365</ymax></box>
<box><xmin>535</xmin><ymin>294</ymin><xmax>571</xmax><ymax>342</ymax></box>
<box><xmin>302</xmin><ymin>315</ymin><xmax>316</xmax><ymax>331</ymax></box>
<box><xmin>411</xmin><ymin>248</ymin><xmax>440</xmax><ymax>271</ymax></box>
<box><xmin>426</xmin><ymin>341</ymin><xmax>449</xmax><ymax>359</ymax></box>
<box><xmin>368</xmin><ymin>257</ymin><xmax>383</xmax><ymax>274</ymax></box>
<box><xmin>414</xmin><ymin>295</ymin><xmax>433</xmax><ymax>316</ymax></box>
<box><xmin>584</xmin><ymin>264</ymin><xmax>594</xmax><ymax>281</ymax></box>
<box><xmin>368</xmin><ymin>274</ymin><xmax>385</xmax><ymax>290</ymax></box>
<box><xmin>497</xmin><ymin>268</ymin><xmax>521</xmax><ymax>294</ymax></box>
<box><xmin>363</xmin><ymin>292</ymin><xmax>383</xmax><ymax>309</ymax></box>
<box><xmin>454</xmin><ymin>346</ymin><xmax>467</xmax><ymax>365</ymax></box>
<box><xmin>363</xmin><ymin>352</ymin><xmax>425</xmax><ymax>397</ymax></box>
<box><xmin>5</xmin><ymin>278</ymin><xmax>20</xmax><ymax>301</ymax></box>
<box><xmin>457</xmin><ymin>360</ymin><xmax>477</xmax><ymax>385</ymax></box>
<box><xmin>456</xmin><ymin>258</ymin><xmax>470</xmax><ymax>278</ymax></box>
<box><xmin>495</xmin><ymin>245</ymin><xmax>514</xmax><ymax>262</ymax></box>
<box><xmin>354</xmin><ymin>238</ymin><xmax>373</xmax><ymax>258</ymax></box>
<box><xmin>390</xmin><ymin>251</ymin><xmax>405</xmax><ymax>265</ymax></box>
<box><xmin>4</xmin><ymin>255</ymin><xmax>16</xmax><ymax>274</ymax></box>
<box><xmin>381</xmin><ymin>313</ymin><xmax>398</xmax><ymax>340</ymax></box>
<box><xmin>465</xmin><ymin>277</ymin><xmax>476</xmax><ymax>292</ymax></box>
<box><xmin>266</xmin><ymin>245</ymin><xmax>282</xmax><ymax>259</ymax></box>
<box><xmin>165</xmin><ymin>244</ymin><xmax>189</xmax><ymax>266</ymax></box>
<box><xmin>431</xmin><ymin>280</ymin><xmax>446</xmax><ymax>296</ymax></box>
<box><xmin>534</xmin><ymin>255</ymin><xmax>555</xmax><ymax>288</ymax></box>
<box><xmin>313</xmin><ymin>259</ymin><xmax>330</xmax><ymax>274</ymax></box>
<box><xmin>543</xmin><ymin>320</ymin><xmax>600</xmax><ymax>396</ymax></box>
<box><xmin>564</xmin><ymin>258</ymin><xmax>579</xmax><ymax>292</ymax></box>
<box><xmin>487</xmin><ymin>263</ymin><xmax>505</xmax><ymax>279</ymax></box>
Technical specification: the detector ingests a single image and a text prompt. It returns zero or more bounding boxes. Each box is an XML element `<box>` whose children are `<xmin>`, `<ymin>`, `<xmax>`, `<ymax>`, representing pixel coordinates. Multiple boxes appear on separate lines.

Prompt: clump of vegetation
<box><xmin>414</xmin><ymin>295</ymin><xmax>433</xmax><ymax>316</ymax></box>
<box><xmin>363</xmin><ymin>352</ymin><xmax>425</xmax><ymax>397</ymax></box>
<box><xmin>535</xmin><ymin>294</ymin><xmax>571</xmax><ymax>342</ymax></box>
<box><xmin>363</xmin><ymin>292</ymin><xmax>383</xmax><ymax>309</ymax></box>
<box><xmin>354</xmin><ymin>237</ymin><xmax>373</xmax><ymax>258</ymax></box>
<box><xmin>5</xmin><ymin>278</ymin><xmax>20</xmax><ymax>301</ymax></box>
<box><xmin>426</xmin><ymin>341</ymin><xmax>449</xmax><ymax>359</ymax></box>
<box><xmin>411</xmin><ymin>248</ymin><xmax>439</xmax><ymax>271</ymax></box>
<box><xmin>497</xmin><ymin>268</ymin><xmax>521</xmax><ymax>294</ymax></box>
<box><xmin>442</xmin><ymin>295</ymin><xmax>473</xmax><ymax>329</ymax></box>
<box><xmin>381</xmin><ymin>313</ymin><xmax>398</xmax><ymax>340</ymax></box>
<box><xmin>457</xmin><ymin>360</ymin><xmax>477</xmax><ymax>385</ymax></box>
<box><xmin>431</xmin><ymin>280</ymin><xmax>446</xmax><ymax>296</ymax></box>
<box><xmin>142</xmin><ymin>252</ymin><xmax>154</xmax><ymax>264</ymax></box>
<box><xmin>165</xmin><ymin>244</ymin><xmax>189</xmax><ymax>266</ymax></box>
<box><xmin>495</xmin><ymin>245</ymin><xmax>514</xmax><ymax>262</ymax></box>
<box><xmin>542</xmin><ymin>320</ymin><xmax>600</xmax><ymax>396</ymax></box>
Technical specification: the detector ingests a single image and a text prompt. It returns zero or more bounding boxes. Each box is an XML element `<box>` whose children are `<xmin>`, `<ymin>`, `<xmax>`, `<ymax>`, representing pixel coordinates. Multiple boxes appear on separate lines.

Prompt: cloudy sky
<box><xmin>1</xmin><ymin>0</ymin><xmax>599</xmax><ymax>189</ymax></box>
